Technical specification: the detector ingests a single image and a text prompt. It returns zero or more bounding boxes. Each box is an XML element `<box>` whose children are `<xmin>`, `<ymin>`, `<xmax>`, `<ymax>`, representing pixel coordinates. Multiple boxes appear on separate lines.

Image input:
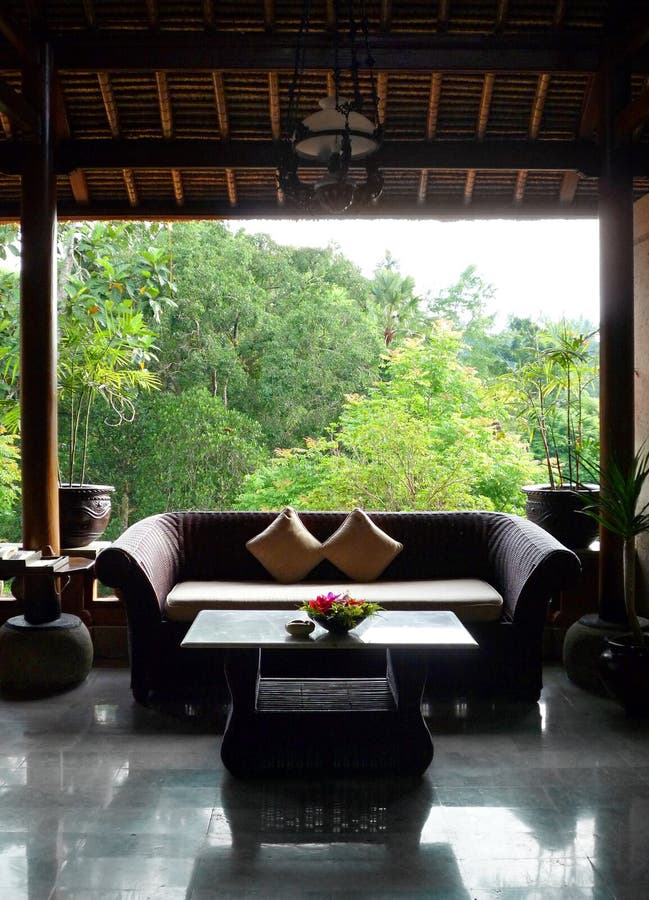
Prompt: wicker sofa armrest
<box><xmin>95</xmin><ymin>513</ymin><xmax>183</xmax><ymax>623</ymax></box>
<box><xmin>485</xmin><ymin>514</ymin><xmax>581</xmax><ymax>628</ymax></box>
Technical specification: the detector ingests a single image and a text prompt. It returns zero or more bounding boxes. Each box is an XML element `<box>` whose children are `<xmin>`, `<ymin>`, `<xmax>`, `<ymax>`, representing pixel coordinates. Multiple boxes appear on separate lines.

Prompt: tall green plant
<box><xmin>504</xmin><ymin>322</ymin><xmax>598</xmax><ymax>487</ymax></box>
<box><xmin>581</xmin><ymin>447</ymin><xmax>649</xmax><ymax>645</ymax></box>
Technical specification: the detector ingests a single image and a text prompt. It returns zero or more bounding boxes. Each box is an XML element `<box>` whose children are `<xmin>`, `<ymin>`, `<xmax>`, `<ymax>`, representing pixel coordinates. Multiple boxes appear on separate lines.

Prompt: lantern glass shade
<box><xmin>295</xmin><ymin>96</ymin><xmax>379</xmax><ymax>161</ymax></box>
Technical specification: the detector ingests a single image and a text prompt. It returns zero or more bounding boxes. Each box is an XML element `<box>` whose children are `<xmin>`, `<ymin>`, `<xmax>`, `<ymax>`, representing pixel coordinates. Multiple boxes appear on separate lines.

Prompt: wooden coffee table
<box><xmin>181</xmin><ymin>609</ymin><xmax>477</xmax><ymax>777</ymax></box>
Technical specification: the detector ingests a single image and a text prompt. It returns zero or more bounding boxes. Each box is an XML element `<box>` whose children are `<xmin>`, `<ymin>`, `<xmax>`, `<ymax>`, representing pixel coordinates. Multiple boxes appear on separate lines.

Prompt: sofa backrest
<box><xmin>176</xmin><ymin>510</ymin><xmax>492</xmax><ymax>583</ymax></box>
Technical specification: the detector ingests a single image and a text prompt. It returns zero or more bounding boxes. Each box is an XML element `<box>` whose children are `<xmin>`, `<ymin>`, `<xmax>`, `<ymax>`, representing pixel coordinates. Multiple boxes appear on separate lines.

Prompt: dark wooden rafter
<box><xmin>426</xmin><ymin>72</ymin><xmax>442</xmax><ymax>139</ymax></box>
<box><xmin>417</xmin><ymin>170</ymin><xmax>428</xmax><ymax>204</ymax></box>
<box><xmin>82</xmin><ymin>0</ymin><xmax>96</xmax><ymax>27</ymax></box>
<box><xmin>268</xmin><ymin>71</ymin><xmax>281</xmax><ymax>141</ymax></box>
<box><xmin>616</xmin><ymin>84</ymin><xmax>649</xmax><ymax>137</ymax></box>
<box><xmin>264</xmin><ymin>0</ymin><xmax>275</xmax><ymax>32</ymax></box>
<box><xmin>325</xmin><ymin>0</ymin><xmax>335</xmax><ymax>32</ymax></box>
<box><xmin>578</xmin><ymin>73</ymin><xmax>601</xmax><ymax>140</ymax></box>
<box><xmin>212</xmin><ymin>71</ymin><xmax>229</xmax><ymax>139</ymax></box>
<box><xmin>477</xmin><ymin>72</ymin><xmax>494</xmax><ymax>139</ymax></box>
<box><xmin>0</xmin><ymin>111</ymin><xmax>12</xmax><ymax>138</ymax></box>
<box><xmin>145</xmin><ymin>0</ymin><xmax>159</xmax><ymax>30</ymax></box>
<box><xmin>0</xmin><ymin>77</ymin><xmax>38</xmax><ymax>132</ymax></box>
<box><xmin>553</xmin><ymin>0</ymin><xmax>566</xmax><ymax>28</ymax></box>
<box><xmin>0</xmin><ymin>10</ymin><xmax>37</xmax><ymax>63</ymax></box>
<box><xmin>559</xmin><ymin>170</ymin><xmax>579</xmax><ymax>203</ymax></box>
<box><xmin>226</xmin><ymin>168</ymin><xmax>238</xmax><ymax>207</ymax></box>
<box><xmin>203</xmin><ymin>0</ymin><xmax>216</xmax><ymax>29</ymax></box>
<box><xmin>380</xmin><ymin>0</ymin><xmax>392</xmax><ymax>33</ymax></box>
<box><xmin>529</xmin><ymin>73</ymin><xmax>550</xmax><ymax>140</ymax></box>
<box><xmin>155</xmin><ymin>71</ymin><xmax>173</xmax><ymax>139</ymax></box>
<box><xmin>495</xmin><ymin>0</ymin><xmax>509</xmax><ymax>32</ymax></box>
<box><xmin>171</xmin><ymin>168</ymin><xmax>184</xmax><ymax>205</ymax></box>
<box><xmin>326</xmin><ymin>71</ymin><xmax>335</xmax><ymax>96</ymax></box>
<box><xmin>123</xmin><ymin>168</ymin><xmax>138</xmax><ymax>206</ymax></box>
<box><xmin>97</xmin><ymin>72</ymin><xmax>120</xmax><ymax>138</ymax></box>
<box><xmin>437</xmin><ymin>0</ymin><xmax>450</xmax><ymax>32</ymax></box>
<box><xmin>514</xmin><ymin>170</ymin><xmax>527</xmax><ymax>204</ymax></box>
<box><xmin>41</xmin><ymin>32</ymin><xmax>606</xmax><ymax>74</ymax></box>
<box><xmin>52</xmin><ymin>74</ymin><xmax>90</xmax><ymax>205</ymax></box>
<box><xmin>377</xmin><ymin>72</ymin><xmax>388</xmax><ymax>126</ymax></box>
<box><xmin>464</xmin><ymin>169</ymin><xmax>476</xmax><ymax>204</ymax></box>
<box><xmin>48</xmin><ymin>138</ymin><xmax>601</xmax><ymax>175</ymax></box>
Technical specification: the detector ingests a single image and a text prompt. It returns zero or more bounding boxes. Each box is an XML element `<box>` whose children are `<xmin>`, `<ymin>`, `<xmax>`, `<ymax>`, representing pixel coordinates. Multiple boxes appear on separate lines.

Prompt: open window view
<box><xmin>2</xmin><ymin>2</ymin><xmax>649</xmax><ymax>897</ymax></box>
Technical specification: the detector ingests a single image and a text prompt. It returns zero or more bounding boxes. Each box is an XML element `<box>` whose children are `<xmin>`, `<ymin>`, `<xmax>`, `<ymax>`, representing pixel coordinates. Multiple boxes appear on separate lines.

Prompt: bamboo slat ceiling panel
<box><xmin>0</xmin><ymin>0</ymin><xmax>647</xmax><ymax>219</ymax></box>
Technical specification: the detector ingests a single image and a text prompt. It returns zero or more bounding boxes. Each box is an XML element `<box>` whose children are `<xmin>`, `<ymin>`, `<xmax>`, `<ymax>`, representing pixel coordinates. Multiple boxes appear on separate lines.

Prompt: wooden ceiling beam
<box><xmin>514</xmin><ymin>169</ymin><xmax>527</xmax><ymax>203</ymax></box>
<box><xmin>417</xmin><ymin>169</ymin><xmax>428</xmax><ymax>204</ymax></box>
<box><xmin>553</xmin><ymin>0</ymin><xmax>567</xmax><ymax>28</ymax></box>
<box><xmin>380</xmin><ymin>0</ymin><xmax>392</xmax><ymax>33</ymax></box>
<box><xmin>18</xmin><ymin>196</ymin><xmax>596</xmax><ymax>223</ymax></box>
<box><xmin>264</xmin><ymin>0</ymin><xmax>275</xmax><ymax>32</ymax></box>
<box><xmin>225</xmin><ymin>168</ymin><xmax>238</xmax><ymax>206</ymax></box>
<box><xmin>68</xmin><ymin>169</ymin><xmax>89</xmax><ymax>205</ymax></box>
<box><xmin>212</xmin><ymin>72</ymin><xmax>230</xmax><ymax>139</ymax></box>
<box><xmin>45</xmin><ymin>32</ymin><xmax>604</xmax><ymax>74</ymax></box>
<box><xmin>268</xmin><ymin>71</ymin><xmax>281</xmax><ymax>141</ymax></box>
<box><xmin>145</xmin><ymin>0</ymin><xmax>159</xmax><ymax>30</ymax></box>
<box><xmin>52</xmin><ymin>138</ymin><xmax>601</xmax><ymax>174</ymax></box>
<box><xmin>0</xmin><ymin>76</ymin><xmax>38</xmax><ymax>133</ymax></box>
<box><xmin>578</xmin><ymin>72</ymin><xmax>601</xmax><ymax>140</ymax></box>
<box><xmin>98</xmin><ymin>73</ymin><xmax>120</xmax><ymax>138</ymax></box>
<box><xmin>0</xmin><ymin>111</ymin><xmax>12</xmax><ymax>139</ymax></box>
<box><xmin>82</xmin><ymin>0</ymin><xmax>96</xmax><ymax>28</ymax></box>
<box><xmin>171</xmin><ymin>168</ymin><xmax>184</xmax><ymax>205</ymax></box>
<box><xmin>425</xmin><ymin>72</ymin><xmax>442</xmax><ymax>139</ymax></box>
<box><xmin>529</xmin><ymin>72</ymin><xmax>550</xmax><ymax>139</ymax></box>
<box><xmin>463</xmin><ymin>169</ymin><xmax>476</xmax><ymax>204</ymax></box>
<box><xmin>616</xmin><ymin>84</ymin><xmax>649</xmax><ymax>138</ymax></box>
<box><xmin>495</xmin><ymin>0</ymin><xmax>509</xmax><ymax>32</ymax></box>
<box><xmin>477</xmin><ymin>73</ymin><xmax>494</xmax><ymax>139</ymax></box>
<box><xmin>156</xmin><ymin>72</ymin><xmax>174</xmax><ymax>138</ymax></box>
<box><xmin>559</xmin><ymin>170</ymin><xmax>579</xmax><ymax>204</ymax></box>
<box><xmin>437</xmin><ymin>1</ymin><xmax>450</xmax><ymax>32</ymax></box>
<box><xmin>123</xmin><ymin>168</ymin><xmax>138</xmax><ymax>206</ymax></box>
<box><xmin>0</xmin><ymin>12</ymin><xmax>37</xmax><ymax>64</ymax></box>
<box><xmin>203</xmin><ymin>0</ymin><xmax>216</xmax><ymax>30</ymax></box>
<box><xmin>377</xmin><ymin>73</ymin><xmax>388</xmax><ymax>126</ymax></box>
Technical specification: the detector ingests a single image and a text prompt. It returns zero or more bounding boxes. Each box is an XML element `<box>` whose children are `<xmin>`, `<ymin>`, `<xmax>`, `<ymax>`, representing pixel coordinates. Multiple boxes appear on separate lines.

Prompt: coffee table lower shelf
<box><xmin>221</xmin><ymin>648</ymin><xmax>434</xmax><ymax>777</ymax></box>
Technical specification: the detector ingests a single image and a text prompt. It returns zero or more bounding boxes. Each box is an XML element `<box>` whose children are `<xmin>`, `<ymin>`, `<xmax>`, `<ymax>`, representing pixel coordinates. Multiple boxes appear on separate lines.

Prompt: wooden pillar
<box><xmin>598</xmin><ymin>58</ymin><xmax>634</xmax><ymax>623</ymax></box>
<box><xmin>20</xmin><ymin>42</ymin><xmax>59</xmax><ymax>556</ymax></box>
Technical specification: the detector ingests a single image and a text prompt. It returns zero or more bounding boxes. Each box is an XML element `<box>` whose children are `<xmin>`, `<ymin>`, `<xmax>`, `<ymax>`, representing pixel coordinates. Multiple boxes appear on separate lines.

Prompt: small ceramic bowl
<box><xmin>285</xmin><ymin>619</ymin><xmax>315</xmax><ymax>638</ymax></box>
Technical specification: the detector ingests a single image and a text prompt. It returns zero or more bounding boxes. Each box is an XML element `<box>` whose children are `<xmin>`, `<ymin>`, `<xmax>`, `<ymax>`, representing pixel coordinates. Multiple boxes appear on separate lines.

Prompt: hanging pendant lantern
<box><xmin>278</xmin><ymin>1</ymin><xmax>383</xmax><ymax>214</ymax></box>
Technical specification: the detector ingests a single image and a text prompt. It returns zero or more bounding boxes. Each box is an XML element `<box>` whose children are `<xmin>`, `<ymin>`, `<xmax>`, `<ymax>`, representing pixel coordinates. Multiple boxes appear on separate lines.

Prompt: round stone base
<box><xmin>563</xmin><ymin>614</ymin><xmax>649</xmax><ymax>693</ymax></box>
<box><xmin>0</xmin><ymin>614</ymin><xmax>93</xmax><ymax>694</ymax></box>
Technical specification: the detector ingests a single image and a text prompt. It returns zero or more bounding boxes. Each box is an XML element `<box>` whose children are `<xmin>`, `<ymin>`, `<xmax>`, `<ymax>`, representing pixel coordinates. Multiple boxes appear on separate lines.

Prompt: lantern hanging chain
<box><xmin>344</xmin><ymin>0</ymin><xmax>363</xmax><ymax>114</ymax></box>
<box><xmin>286</xmin><ymin>0</ymin><xmax>312</xmax><ymax>141</ymax></box>
<box><xmin>360</xmin><ymin>0</ymin><xmax>380</xmax><ymax>131</ymax></box>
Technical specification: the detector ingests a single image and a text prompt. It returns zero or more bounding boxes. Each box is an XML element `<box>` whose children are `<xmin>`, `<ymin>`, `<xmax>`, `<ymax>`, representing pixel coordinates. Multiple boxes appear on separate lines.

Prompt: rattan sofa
<box><xmin>95</xmin><ymin>510</ymin><xmax>580</xmax><ymax>704</ymax></box>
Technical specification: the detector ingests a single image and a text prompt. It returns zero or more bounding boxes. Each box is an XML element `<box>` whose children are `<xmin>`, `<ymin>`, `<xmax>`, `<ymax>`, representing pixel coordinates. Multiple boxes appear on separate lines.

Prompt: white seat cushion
<box><xmin>165</xmin><ymin>579</ymin><xmax>503</xmax><ymax>624</ymax></box>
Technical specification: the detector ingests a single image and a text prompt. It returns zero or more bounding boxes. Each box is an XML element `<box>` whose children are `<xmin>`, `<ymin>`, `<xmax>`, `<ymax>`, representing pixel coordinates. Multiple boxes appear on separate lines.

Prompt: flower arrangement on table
<box><xmin>299</xmin><ymin>591</ymin><xmax>383</xmax><ymax>633</ymax></box>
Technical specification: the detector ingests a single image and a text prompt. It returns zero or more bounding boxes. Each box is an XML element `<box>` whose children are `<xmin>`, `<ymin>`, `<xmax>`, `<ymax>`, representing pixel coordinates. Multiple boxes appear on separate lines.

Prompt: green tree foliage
<box><xmin>157</xmin><ymin>223</ymin><xmax>383</xmax><ymax>448</ymax></box>
<box><xmin>90</xmin><ymin>387</ymin><xmax>266</xmax><ymax>535</ymax></box>
<box><xmin>235</xmin><ymin>325</ymin><xmax>541</xmax><ymax>512</ymax></box>
<box><xmin>371</xmin><ymin>253</ymin><xmax>425</xmax><ymax>346</ymax></box>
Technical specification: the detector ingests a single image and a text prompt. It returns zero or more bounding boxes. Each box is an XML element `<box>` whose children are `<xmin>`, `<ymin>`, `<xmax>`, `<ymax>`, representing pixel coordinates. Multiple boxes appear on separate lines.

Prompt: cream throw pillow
<box><xmin>246</xmin><ymin>507</ymin><xmax>323</xmax><ymax>583</ymax></box>
<box><xmin>322</xmin><ymin>508</ymin><xmax>403</xmax><ymax>581</ymax></box>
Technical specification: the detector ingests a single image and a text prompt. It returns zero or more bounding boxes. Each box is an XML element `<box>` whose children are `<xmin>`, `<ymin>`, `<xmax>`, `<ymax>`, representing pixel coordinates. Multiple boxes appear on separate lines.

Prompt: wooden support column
<box><xmin>20</xmin><ymin>42</ymin><xmax>60</xmax><ymax>557</ymax></box>
<box><xmin>598</xmin><ymin>58</ymin><xmax>634</xmax><ymax>623</ymax></box>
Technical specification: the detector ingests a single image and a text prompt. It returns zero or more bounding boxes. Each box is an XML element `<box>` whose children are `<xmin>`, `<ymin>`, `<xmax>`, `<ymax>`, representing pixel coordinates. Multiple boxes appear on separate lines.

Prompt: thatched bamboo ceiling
<box><xmin>0</xmin><ymin>1</ymin><xmax>648</xmax><ymax>220</ymax></box>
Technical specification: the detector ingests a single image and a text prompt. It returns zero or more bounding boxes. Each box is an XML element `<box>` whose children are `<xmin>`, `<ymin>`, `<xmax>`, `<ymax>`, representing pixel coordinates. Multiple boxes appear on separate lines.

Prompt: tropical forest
<box><xmin>0</xmin><ymin>221</ymin><xmax>599</xmax><ymax>542</ymax></box>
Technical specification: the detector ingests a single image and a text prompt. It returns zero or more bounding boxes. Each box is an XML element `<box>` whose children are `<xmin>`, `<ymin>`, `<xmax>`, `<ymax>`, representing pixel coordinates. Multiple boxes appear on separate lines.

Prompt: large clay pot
<box><xmin>599</xmin><ymin>634</ymin><xmax>649</xmax><ymax>715</ymax></box>
<box><xmin>521</xmin><ymin>483</ymin><xmax>599</xmax><ymax>550</ymax></box>
<box><xmin>59</xmin><ymin>484</ymin><xmax>115</xmax><ymax>549</ymax></box>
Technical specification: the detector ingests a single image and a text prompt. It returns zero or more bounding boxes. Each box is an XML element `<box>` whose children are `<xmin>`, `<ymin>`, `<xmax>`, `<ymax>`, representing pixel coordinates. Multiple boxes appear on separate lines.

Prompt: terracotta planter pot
<box><xmin>599</xmin><ymin>634</ymin><xmax>649</xmax><ymax>715</ymax></box>
<box><xmin>59</xmin><ymin>484</ymin><xmax>115</xmax><ymax>549</ymax></box>
<box><xmin>521</xmin><ymin>483</ymin><xmax>599</xmax><ymax>550</ymax></box>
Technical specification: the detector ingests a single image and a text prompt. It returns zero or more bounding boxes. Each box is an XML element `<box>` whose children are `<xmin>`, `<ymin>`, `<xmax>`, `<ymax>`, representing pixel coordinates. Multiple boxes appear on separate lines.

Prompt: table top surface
<box><xmin>181</xmin><ymin>609</ymin><xmax>478</xmax><ymax>651</ymax></box>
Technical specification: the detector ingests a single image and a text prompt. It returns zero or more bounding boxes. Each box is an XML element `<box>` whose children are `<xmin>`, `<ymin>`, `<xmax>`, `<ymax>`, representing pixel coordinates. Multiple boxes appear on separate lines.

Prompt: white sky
<box><xmin>235</xmin><ymin>218</ymin><xmax>600</xmax><ymax>326</ymax></box>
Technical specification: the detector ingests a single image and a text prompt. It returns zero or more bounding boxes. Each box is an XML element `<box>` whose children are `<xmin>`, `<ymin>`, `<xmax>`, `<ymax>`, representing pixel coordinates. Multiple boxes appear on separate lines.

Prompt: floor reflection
<box><xmin>0</xmin><ymin>663</ymin><xmax>647</xmax><ymax>897</ymax></box>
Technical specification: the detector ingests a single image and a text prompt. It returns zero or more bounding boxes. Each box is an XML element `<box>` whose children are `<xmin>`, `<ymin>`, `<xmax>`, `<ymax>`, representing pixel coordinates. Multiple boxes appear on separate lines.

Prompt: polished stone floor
<box><xmin>1</xmin><ymin>662</ymin><xmax>648</xmax><ymax>899</ymax></box>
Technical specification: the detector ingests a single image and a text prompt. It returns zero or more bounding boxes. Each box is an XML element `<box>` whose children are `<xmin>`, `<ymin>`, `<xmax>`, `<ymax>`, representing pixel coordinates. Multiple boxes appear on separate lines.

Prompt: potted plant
<box><xmin>580</xmin><ymin>446</ymin><xmax>649</xmax><ymax>713</ymax></box>
<box><xmin>507</xmin><ymin>322</ymin><xmax>600</xmax><ymax>548</ymax></box>
<box><xmin>56</xmin><ymin>223</ymin><xmax>173</xmax><ymax>547</ymax></box>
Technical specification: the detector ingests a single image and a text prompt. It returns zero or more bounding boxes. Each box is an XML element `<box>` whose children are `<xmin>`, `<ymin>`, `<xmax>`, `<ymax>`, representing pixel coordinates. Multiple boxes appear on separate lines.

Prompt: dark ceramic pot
<box><xmin>59</xmin><ymin>484</ymin><xmax>115</xmax><ymax>549</ymax></box>
<box><xmin>316</xmin><ymin>616</ymin><xmax>368</xmax><ymax>634</ymax></box>
<box><xmin>521</xmin><ymin>483</ymin><xmax>599</xmax><ymax>549</ymax></box>
<box><xmin>599</xmin><ymin>634</ymin><xmax>649</xmax><ymax>715</ymax></box>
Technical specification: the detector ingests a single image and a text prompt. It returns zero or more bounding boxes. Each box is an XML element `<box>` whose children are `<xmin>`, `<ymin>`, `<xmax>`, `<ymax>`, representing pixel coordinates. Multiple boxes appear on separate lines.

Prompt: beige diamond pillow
<box><xmin>246</xmin><ymin>507</ymin><xmax>323</xmax><ymax>583</ymax></box>
<box><xmin>322</xmin><ymin>508</ymin><xmax>403</xmax><ymax>581</ymax></box>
